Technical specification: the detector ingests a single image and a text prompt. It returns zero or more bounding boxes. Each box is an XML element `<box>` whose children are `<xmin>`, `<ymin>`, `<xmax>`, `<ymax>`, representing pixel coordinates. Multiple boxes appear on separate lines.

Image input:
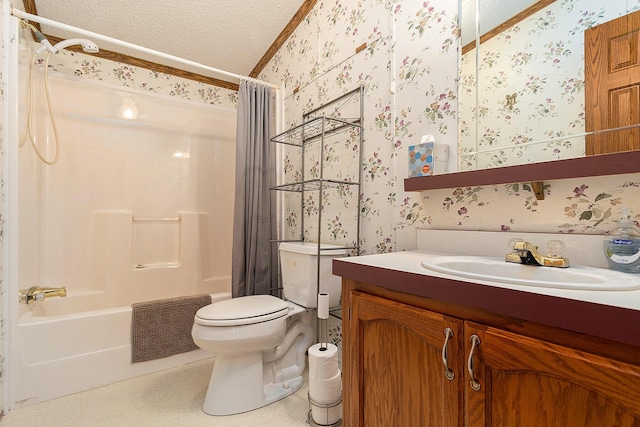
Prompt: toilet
<box><xmin>191</xmin><ymin>242</ymin><xmax>345</xmax><ymax>415</ymax></box>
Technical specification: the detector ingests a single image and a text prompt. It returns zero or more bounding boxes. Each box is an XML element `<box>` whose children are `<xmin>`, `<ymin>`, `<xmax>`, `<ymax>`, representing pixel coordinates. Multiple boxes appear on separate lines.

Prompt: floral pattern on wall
<box><xmin>259</xmin><ymin>0</ymin><xmax>640</xmax><ymax>266</ymax></box>
<box><xmin>459</xmin><ymin>0</ymin><xmax>640</xmax><ymax>170</ymax></box>
<box><xmin>18</xmin><ymin>38</ymin><xmax>238</xmax><ymax>110</ymax></box>
<box><xmin>260</xmin><ymin>0</ymin><xmax>460</xmax><ymax>255</ymax></box>
<box><xmin>559</xmin><ymin>180</ymin><xmax>640</xmax><ymax>233</ymax></box>
<box><xmin>418</xmin><ymin>174</ymin><xmax>640</xmax><ymax>236</ymax></box>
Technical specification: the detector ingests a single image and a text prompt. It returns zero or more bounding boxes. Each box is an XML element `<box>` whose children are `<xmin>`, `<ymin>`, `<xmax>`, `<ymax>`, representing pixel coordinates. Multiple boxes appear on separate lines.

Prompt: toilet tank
<box><xmin>279</xmin><ymin>242</ymin><xmax>346</xmax><ymax>308</ymax></box>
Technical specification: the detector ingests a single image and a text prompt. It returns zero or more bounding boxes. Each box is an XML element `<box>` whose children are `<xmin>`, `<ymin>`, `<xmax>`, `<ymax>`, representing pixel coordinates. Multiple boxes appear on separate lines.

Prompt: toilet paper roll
<box><xmin>309</xmin><ymin>370</ymin><xmax>342</xmax><ymax>404</ymax></box>
<box><xmin>312</xmin><ymin>401</ymin><xmax>342</xmax><ymax>425</ymax></box>
<box><xmin>309</xmin><ymin>343</ymin><xmax>339</xmax><ymax>380</ymax></box>
<box><xmin>317</xmin><ymin>292</ymin><xmax>330</xmax><ymax>319</ymax></box>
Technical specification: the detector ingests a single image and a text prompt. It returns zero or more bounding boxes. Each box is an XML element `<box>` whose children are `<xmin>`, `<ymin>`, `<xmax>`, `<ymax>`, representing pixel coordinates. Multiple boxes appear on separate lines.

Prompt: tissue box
<box><xmin>408</xmin><ymin>142</ymin><xmax>449</xmax><ymax>177</ymax></box>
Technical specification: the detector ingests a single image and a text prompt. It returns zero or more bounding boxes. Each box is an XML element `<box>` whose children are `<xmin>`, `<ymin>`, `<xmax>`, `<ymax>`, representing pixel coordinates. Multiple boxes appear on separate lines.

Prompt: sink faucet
<box><xmin>505</xmin><ymin>240</ymin><xmax>570</xmax><ymax>268</ymax></box>
<box><xmin>18</xmin><ymin>286</ymin><xmax>67</xmax><ymax>304</ymax></box>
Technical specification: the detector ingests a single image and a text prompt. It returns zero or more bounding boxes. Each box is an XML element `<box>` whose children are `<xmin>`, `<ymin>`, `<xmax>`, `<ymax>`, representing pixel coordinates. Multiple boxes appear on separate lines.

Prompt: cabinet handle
<box><xmin>441</xmin><ymin>327</ymin><xmax>455</xmax><ymax>380</ymax></box>
<box><xmin>467</xmin><ymin>334</ymin><xmax>481</xmax><ymax>391</ymax></box>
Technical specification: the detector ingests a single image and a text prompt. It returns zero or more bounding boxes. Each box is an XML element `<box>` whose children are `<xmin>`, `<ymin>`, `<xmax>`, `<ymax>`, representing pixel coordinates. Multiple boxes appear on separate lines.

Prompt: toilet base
<box><xmin>202</xmin><ymin>351</ymin><xmax>303</xmax><ymax>416</ymax></box>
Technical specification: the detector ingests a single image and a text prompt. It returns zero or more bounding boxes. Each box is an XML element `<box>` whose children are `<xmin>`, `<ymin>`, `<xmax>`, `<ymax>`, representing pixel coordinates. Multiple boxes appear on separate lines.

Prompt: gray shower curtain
<box><xmin>231</xmin><ymin>79</ymin><xmax>277</xmax><ymax>297</ymax></box>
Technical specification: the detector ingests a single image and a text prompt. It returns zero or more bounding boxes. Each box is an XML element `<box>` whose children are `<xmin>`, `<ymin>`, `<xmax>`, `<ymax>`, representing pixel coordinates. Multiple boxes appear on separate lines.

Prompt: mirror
<box><xmin>459</xmin><ymin>0</ymin><xmax>640</xmax><ymax>171</ymax></box>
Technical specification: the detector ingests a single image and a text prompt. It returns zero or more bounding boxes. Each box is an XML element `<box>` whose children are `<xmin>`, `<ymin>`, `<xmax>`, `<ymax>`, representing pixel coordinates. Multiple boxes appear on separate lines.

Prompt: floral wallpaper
<box><xmin>0</xmin><ymin>1</ymin><xmax>7</xmax><ymax>416</ymax></box>
<box><xmin>18</xmin><ymin>40</ymin><xmax>238</xmax><ymax>110</ymax></box>
<box><xmin>258</xmin><ymin>0</ymin><xmax>640</xmax><ymax>250</ymax></box>
<box><xmin>260</xmin><ymin>0</ymin><xmax>460</xmax><ymax>255</ymax></box>
<box><xmin>459</xmin><ymin>0</ymin><xmax>640</xmax><ymax>170</ymax></box>
<box><xmin>258</xmin><ymin>0</ymin><xmax>640</xmax><ymax>349</ymax></box>
<box><xmin>418</xmin><ymin>174</ymin><xmax>640</xmax><ymax>234</ymax></box>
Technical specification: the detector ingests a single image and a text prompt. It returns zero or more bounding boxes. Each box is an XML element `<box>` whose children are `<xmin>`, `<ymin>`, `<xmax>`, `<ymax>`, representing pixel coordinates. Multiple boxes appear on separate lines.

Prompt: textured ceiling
<box><xmin>32</xmin><ymin>0</ymin><xmax>307</xmax><ymax>81</ymax></box>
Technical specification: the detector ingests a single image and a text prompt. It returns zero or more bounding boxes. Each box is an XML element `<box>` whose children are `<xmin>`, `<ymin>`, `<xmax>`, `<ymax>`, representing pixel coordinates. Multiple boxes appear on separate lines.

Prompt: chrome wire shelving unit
<box><xmin>271</xmin><ymin>178</ymin><xmax>359</xmax><ymax>192</ymax></box>
<box><xmin>268</xmin><ymin>86</ymin><xmax>364</xmax><ymax>299</ymax></box>
<box><xmin>270</xmin><ymin>115</ymin><xmax>361</xmax><ymax>146</ymax></box>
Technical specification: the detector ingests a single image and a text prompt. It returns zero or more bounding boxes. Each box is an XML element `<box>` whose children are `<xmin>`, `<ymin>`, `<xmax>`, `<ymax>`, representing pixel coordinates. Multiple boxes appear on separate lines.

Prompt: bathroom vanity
<box><xmin>334</xmin><ymin>244</ymin><xmax>640</xmax><ymax>426</ymax></box>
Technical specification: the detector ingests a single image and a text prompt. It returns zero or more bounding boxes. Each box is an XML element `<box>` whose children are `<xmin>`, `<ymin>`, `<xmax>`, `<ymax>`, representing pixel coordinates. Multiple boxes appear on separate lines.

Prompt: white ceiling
<box><xmin>32</xmin><ymin>0</ymin><xmax>308</xmax><ymax>82</ymax></box>
<box><xmin>460</xmin><ymin>0</ymin><xmax>538</xmax><ymax>45</ymax></box>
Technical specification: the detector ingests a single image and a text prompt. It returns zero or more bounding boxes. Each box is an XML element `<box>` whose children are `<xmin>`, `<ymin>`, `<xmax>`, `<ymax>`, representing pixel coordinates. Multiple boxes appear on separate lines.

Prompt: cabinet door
<box><xmin>345</xmin><ymin>291</ymin><xmax>463</xmax><ymax>427</ymax></box>
<box><xmin>465</xmin><ymin>322</ymin><xmax>640</xmax><ymax>427</ymax></box>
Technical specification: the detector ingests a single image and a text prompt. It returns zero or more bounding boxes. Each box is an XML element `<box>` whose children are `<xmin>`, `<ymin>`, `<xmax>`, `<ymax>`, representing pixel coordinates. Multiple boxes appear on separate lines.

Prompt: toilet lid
<box><xmin>194</xmin><ymin>295</ymin><xmax>290</xmax><ymax>326</ymax></box>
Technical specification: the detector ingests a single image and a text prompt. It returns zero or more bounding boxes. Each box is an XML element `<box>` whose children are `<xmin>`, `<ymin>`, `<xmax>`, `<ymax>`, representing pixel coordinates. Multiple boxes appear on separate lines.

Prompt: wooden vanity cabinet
<box><xmin>345</xmin><ymin>291</ymin><xmax>464</xmax><ymax>426</ymax></box>
<box><xmin>465</xmin><ymin>322</ymin><xmax>640</xmax><ymax>427</ymax></box>
<box><xmin>343</xmin><ymin>280</ymin><xmax>640</xmax><ymax>427</ymax></box>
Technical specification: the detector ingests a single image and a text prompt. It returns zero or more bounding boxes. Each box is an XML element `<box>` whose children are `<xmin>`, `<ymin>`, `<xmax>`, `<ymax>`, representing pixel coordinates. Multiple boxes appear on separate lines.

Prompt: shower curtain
<box><xmin>231</xmin><ymin>79</ymin><xmax>277</xmax><ymax>297</ymax></box>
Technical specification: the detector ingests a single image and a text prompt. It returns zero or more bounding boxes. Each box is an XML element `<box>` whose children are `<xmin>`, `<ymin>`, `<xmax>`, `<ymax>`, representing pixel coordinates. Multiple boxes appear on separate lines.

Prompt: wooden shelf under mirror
<box><xmin>404</xmin><ymin>150</ymin><xmax>640</xmax><ymax>192</ymax></box>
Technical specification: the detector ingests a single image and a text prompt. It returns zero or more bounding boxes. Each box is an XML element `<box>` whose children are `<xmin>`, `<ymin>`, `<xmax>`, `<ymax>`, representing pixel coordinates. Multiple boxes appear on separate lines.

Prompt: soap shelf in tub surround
<box><xmin>91</xmin><ymin>211</ymin><xmax>211</xmax><ymax>270</ymax></box>
<box><xmin>133</xmin><ymin>214</ymin><xmax>182</xmax><ymax>269</ymax></box>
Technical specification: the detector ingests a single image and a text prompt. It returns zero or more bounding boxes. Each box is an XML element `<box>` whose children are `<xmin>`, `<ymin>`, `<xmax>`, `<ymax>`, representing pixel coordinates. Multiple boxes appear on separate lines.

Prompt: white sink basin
<box><xmin>421</xmin><ymin>256</ymin><xmax>640</xmax><ymax>291</ymax></box>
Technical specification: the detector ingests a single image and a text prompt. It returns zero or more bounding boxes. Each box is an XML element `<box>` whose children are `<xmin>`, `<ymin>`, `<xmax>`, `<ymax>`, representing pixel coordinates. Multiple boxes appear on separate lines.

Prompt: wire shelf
<box><xmin>270</xmin><ymin>178</ymin><xmax>359</xmax><ymax>192</ymax></box>
<box><xmin>269</xmin><ymin>238</ymin><xmax>356</xmax><ymax>249</ymax></box>
<box><xmin>271</xmin><ymin>116</ymin><xmax>361</xmax><ymax>147</ymax></box>
<box><xmin>267</xmin><ymin>86</ymin><xmax>364</xmax><ymax>322</ymax></box>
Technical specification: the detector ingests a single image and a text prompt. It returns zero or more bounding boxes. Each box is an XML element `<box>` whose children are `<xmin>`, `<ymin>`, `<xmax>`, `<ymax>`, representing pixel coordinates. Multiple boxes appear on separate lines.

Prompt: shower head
<box><xmin>54</xmin><ymin>38</ymin><xmax>99</xmax><ymax>53</ymax></box>
<box><xmin>35</xmin><ymin>38</ymin><xmax>99</xmax><ymax>55</ymax></box>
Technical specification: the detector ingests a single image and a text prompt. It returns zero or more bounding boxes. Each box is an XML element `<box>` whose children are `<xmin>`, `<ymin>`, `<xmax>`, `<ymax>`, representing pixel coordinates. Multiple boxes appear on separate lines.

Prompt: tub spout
<box><xmin>18</xmin><ymin>286</ymin><xmax>67</xmax><ymax>304</ymax></box>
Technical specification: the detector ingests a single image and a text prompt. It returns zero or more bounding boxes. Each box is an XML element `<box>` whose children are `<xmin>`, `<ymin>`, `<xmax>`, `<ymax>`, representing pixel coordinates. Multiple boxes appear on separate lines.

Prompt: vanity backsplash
<box><xmin>417</xmin><ymin>229</ymin><xmax>607</xmax><ymax>269</ymax></box>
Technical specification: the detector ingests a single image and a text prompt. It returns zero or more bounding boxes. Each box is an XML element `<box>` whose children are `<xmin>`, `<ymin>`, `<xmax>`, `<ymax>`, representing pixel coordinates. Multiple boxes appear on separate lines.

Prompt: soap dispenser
<box><xmin>603</xmin><ymin>208</ymin><xmax>640</xmax><ymax>274</ymax></box>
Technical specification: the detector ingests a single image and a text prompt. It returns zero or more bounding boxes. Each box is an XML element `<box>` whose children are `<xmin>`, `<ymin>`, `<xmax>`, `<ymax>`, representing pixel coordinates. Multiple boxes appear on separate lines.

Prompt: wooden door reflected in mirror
<box><xmin>586</xmin><ymin>10</ymin><xmax>640</xmax><ymax>155</ymax></box>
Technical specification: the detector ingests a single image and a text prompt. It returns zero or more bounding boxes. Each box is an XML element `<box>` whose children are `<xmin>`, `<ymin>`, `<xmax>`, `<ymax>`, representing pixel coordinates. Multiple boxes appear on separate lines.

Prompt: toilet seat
<box><xmin>194</xmin><ymin>295</ymin><xmax>289</xmax><ymax>327</ymax></box>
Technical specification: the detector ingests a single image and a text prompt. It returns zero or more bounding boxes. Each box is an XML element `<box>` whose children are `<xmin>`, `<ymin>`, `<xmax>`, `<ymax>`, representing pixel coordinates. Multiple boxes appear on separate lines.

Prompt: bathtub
<box><xmin>10</xmin><ymin>292</ymin><xmax>230</xmax><ymax>409</ymax></box>
<box><xmin>9</xmin><ymin>60</ymin><xmax>239</xmax><ymax>410</ymax></box>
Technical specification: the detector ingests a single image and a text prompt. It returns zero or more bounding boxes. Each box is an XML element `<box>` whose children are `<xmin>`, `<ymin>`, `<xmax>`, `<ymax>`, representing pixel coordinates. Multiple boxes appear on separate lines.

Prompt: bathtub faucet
<box><xmin>18</xmin><ymin>286</ymin><xmax>67</xmax><ymax>304</ymax></box>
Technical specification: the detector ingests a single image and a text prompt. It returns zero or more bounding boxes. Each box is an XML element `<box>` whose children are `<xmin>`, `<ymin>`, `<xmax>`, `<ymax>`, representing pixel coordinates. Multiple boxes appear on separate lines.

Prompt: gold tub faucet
<box><xmin>18</xmin><ymin>286</ymin><xmax>67</xmax><ymax>304</ymax></box>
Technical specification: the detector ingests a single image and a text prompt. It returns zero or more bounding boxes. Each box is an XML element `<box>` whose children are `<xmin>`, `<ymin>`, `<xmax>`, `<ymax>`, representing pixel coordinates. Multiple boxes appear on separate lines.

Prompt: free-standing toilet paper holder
<box><xmin>307</xmin><ymin>393</ymin><xmax>343</xmax><ymax>427</ymax></box>
<box><xmin>308</xmin><ymin>293</ymin><xmax>342</xmax><ymax>426</ymax></box>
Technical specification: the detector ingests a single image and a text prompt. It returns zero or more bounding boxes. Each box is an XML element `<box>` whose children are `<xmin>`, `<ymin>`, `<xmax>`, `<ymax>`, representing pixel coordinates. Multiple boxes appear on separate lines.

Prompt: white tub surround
<box><xmin>7</xmin><ymin>51</ymin><xmax>237</xmax><ymax>410</ymax></box>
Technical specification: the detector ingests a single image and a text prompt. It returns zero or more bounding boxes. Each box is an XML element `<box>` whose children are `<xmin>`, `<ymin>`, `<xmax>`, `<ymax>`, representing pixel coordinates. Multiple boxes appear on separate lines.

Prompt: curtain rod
<box><xmin>11</xmin><ymin>7</ymin><xmax>278</xmax><ymax>89</ymax></box>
